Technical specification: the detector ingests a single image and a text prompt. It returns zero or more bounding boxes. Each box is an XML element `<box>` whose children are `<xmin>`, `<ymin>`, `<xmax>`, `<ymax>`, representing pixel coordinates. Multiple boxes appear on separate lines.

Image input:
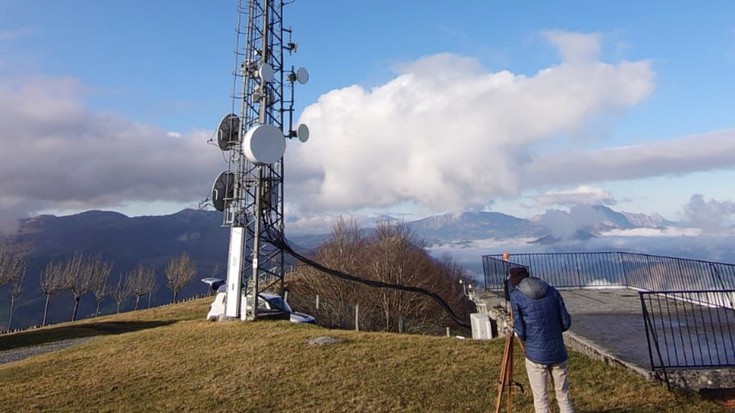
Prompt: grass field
<box><xmin>0</xmin><ymin>298</ymin><xmax>729</xmax><ymax>412</ymax></box>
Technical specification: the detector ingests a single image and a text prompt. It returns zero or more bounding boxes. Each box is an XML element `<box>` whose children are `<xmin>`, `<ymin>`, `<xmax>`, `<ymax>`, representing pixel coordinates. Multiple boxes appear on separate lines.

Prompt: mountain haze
<box><xmin>0</xmin><ymin>205</ymin><xmax>675</xmax><ymax>330</ymax></box>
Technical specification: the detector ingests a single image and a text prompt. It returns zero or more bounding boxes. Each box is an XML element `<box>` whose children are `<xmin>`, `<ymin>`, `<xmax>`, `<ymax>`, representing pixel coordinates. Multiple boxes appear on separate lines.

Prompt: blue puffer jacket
<box><xmin>510</xmin><ymin>277</ymin><xmax>571</xmax><ymax>365</ymax></box>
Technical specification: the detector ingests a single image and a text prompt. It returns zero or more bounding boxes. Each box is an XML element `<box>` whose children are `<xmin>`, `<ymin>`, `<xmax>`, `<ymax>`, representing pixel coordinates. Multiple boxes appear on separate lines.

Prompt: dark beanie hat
<box><xmin>509</xmin><ymin>267</ymin><xmax>529</xmax><ymax>287</ymax></box>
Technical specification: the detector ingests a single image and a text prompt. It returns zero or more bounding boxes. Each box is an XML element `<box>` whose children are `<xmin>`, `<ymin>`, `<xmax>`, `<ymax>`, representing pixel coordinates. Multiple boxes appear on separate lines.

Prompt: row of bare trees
<box><xmin>286</xmin><ymin>219</ymin><xmax>474</xmax><ymax>334</ymax></box>
<box><xmin>0</xmin><ymin>245</ymin><xmax>199</xmax><ymax>329</ymax></box>
<box><xmin>40</xmin><ymin>253</ymin><xmax>115</xmax><ymax>324</ymax></box>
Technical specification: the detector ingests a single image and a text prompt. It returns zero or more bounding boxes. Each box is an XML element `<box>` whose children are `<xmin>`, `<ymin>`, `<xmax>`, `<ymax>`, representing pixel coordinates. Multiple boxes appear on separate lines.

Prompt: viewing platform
<box><xmin>477</xmin><ymin>251</ymin><xmax>735</xmax><ymax>393</ymax></box>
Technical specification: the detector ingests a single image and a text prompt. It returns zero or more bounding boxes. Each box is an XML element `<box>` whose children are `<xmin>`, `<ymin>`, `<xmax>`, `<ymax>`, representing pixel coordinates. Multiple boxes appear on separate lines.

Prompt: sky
<box><xmin>1</xmin><ymin>0</ymin><xmax>735</xmax><ymax>236</ymax></box>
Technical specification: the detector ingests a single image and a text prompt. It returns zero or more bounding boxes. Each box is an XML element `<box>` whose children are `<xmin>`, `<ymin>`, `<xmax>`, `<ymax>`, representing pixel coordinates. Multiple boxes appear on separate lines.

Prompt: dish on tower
<box><xmin>288</xmin><ymin>67</ymin><xmax>309</xmax><ymax>85</ymax></box>
<box><xmin>242</xmin><ymin>124</ymin><xmax>286</xmax><ymax>165</ymax></box>
<box><xmin>258</xmin><ymin>63</ymin><xmax>274</xmax><ymax>82</ymax></box>
<box><xmin>217</xmin><ymin>114</ymin><xmax>241</xmax><ymax>150</ymax></box>
<box><xmin>211</xmin><ymin>171</ymin><xmax>235</xmax><ymax>212</ymax></box>
<box><xmin>296</xmin><ymin>124</ymin><xmax>309</xmax><ymax>142</ymax></box>
<box><xmin>296</xmin><ymin>67</ymin><xmax>309</xmax><ymax>84</ymax></box>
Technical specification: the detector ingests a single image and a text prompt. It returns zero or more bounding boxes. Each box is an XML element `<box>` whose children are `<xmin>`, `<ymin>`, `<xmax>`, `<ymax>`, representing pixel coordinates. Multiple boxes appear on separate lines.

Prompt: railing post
<box><xmin>619</xmin><ymin>252</ymin><xmax>629</xmax><ymax>288</ymax></box>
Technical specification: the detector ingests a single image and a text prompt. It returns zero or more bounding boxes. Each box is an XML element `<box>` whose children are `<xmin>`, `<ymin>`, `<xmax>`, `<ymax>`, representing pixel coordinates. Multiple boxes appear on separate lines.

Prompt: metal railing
<box><xmin>482</xmin><ymin>252</ymin><xmax>735</xmax><ymax>372</ymax></box>
<box><xmin>483</xmin><ymin>252</ymin><xmax>735</xmax><ymax>301</ymax></box>
<box><xmin>640</xmin><ymin>290</ymin><xmax>735</xmax><ymax>370</ymax></box>
<box><xmin>483</xmin><ymin>252</ymin><xmax>629</xmax><ymax>291</ymax></box>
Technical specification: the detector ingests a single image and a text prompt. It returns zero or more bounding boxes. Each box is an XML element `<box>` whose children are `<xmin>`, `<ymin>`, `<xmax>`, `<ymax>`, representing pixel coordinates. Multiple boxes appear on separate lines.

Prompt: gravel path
<box><xmin>0</xmin><ymin>337</ymin><xmax>95</xmax><ymax>366</ymax></box>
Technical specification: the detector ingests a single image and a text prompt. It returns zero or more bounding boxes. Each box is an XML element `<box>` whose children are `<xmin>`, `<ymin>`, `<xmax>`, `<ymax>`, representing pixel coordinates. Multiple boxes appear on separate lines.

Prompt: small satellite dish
<box><xmin>242</xmin><ymin>124</ymin><xmax>286</xmax><ymax>165</ymax></box>
<box><xmin>297</xmin><ymin>124</ymin><xmax>309</xmax><ymax>143</ymax></box>
<box><xmin>296</xmin><ymin>67</ymin><xmax>309</xmax><ymax>85</ymax></box>
<box><xmin>217</xmin><ymin>114</ymin><xmax>240</xmax><ymax>150</ymax></box>
<box><xmin>258</xmin><ymin>63</ymin><xmax>274</xmax><ymax>82</ymax></box>
<box><xmin>211</xmin><ymin>171</ymin><xmax>235</xmax><ymax>212</ymax></box>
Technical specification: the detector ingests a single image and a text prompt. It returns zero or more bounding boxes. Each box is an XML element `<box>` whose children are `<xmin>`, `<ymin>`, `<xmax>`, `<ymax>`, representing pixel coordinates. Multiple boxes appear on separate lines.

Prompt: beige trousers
<box><xmin>524</xmin><ymin>358</ymin><xmax>574</xmax><ymax>413</ymax></box>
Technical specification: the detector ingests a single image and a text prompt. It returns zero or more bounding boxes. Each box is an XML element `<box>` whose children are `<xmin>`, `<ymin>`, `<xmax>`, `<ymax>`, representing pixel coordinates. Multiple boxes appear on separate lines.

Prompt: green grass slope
<box><xmin>0</xmin><ymin>298</ymin><xmax>728</xmax><ymax>413</ymax></box>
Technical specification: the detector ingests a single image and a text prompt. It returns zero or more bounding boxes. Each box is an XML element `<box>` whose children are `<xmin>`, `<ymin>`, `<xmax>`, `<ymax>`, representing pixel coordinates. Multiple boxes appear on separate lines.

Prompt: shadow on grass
<box><xmin>0</xmin><ymin>320</ymin><xmax>177</xmax><ymax>351</ymax></box>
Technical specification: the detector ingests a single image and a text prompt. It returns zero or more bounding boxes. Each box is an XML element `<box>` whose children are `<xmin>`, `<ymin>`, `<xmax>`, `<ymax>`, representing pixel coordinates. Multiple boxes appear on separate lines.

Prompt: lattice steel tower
<box><xmin>210</xmin><ymin>0</ymin><xmax>309</xmax><ymax>320</ymax></box>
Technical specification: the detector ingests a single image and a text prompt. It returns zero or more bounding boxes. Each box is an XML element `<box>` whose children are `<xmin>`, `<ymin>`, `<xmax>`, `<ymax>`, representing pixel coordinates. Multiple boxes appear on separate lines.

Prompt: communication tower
<box><xmin>210</xmin><ymin>0</ymin><xmax>309</xmax><ymax>320</ymax></box>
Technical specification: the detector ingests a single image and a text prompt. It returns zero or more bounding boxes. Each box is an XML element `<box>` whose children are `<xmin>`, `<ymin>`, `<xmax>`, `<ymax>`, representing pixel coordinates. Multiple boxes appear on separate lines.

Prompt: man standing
<box><xmin>508</xmin><ymin>266</ymin><xmax>574</xmax><ymax>413</ymax></box>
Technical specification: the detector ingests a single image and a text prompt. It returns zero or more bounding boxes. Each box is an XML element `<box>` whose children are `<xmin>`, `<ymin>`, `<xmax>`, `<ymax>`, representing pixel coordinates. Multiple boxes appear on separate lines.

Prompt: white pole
<box><xmin>355</xmin><ymin>304</ymin><xmax>360</xmax><ymax>332</ymax></box>
<box><xmin>224</xmin><ymin>227</ymin><xmax>245</xmax><ymax>318</ymax></box>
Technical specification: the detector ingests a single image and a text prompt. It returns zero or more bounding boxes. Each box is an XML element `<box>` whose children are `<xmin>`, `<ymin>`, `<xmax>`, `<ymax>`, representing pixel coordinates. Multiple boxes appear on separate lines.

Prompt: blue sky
<box><xmin>1</xmin><ymin>1</ymin><xmax>735</xmax><ymax>234</ymax></box>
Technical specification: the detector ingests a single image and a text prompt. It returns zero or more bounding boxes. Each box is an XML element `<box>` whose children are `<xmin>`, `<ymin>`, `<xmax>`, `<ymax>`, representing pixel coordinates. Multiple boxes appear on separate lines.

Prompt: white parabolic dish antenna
<box><xmin>296</xmin><ymin>67</ymin><xmax>309</xmax><ymax>84</ymax></box>
<box><xmin>259</xmin><ymin>63</ymin><xmax>274</xmax><ymax>82</ymax></box>
<box><xmin>297</xmin><ymin>123</ymin><xmax>309</xmax><ymax>142</ymax></box>
<box><xmin>242</xmin><ymin>124</ymin><xmax>286</xmax><ymax>165</ymax></box>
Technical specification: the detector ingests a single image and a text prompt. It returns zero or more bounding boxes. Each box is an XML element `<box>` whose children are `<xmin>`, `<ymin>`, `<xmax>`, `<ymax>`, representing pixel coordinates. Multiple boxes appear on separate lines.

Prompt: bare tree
<box><xmin>93</xmin><ymin>279</ymin><xmax>108</xmax><ymax>317</ymax></box>
<box><xmin>0</xmin><ymin>243</ymin><xmax>25</xmax><ymax>289</ymax></box>
<box><xmin>89</xmin><ymin>259</ymin><xmax>111</xmax><ymax>316</ymax></box>
<box><xmin>165</xmin><ymin>253</ymin><xmax>197</xmax><ymax>303</ymax></box>
<box><xmin>7</xmin><ymin>263</ymin><xmax>26</xmax><ymax>330</ymax></box>
<box><xmin>127</xmin><ymin>264</ymin><xmax>156</xmax><ymax>310</ymax></box>
<box><xmin>0</xmin><ymin>243</ymin><xmax>27</xmax><ymax>329</ymax></box>
<box><xmin>61</xmin><ymin>253</ymin><xmax>112</xmax><ymax>321</ymax></box>
<box><xmin>40</xmin><ymin>260</ymin><xmax>65</xmax><ymax>326</ymax></box>
<box><xmin>286</xmin><ymin>218</ymin><xmax>373</xmax><ymax>328</ymax></box>
<box><xmin>286</xmin><ymin>219</ymin><xmax>472</xmax><ymax>333</ymax></box>
<box><xmin>145</xmin><ymin>273</ymin><xmax>158</xmax><ymax>308</ymax></box>
<box><xmin>111</xmin><ymin>273</ymin><xmax>131</xmax><ymax>313</ymax></box>
<box><xmin>364</xmin><ymin>221</ymin><xmax>436</xmax><ymax>331</ymax></box>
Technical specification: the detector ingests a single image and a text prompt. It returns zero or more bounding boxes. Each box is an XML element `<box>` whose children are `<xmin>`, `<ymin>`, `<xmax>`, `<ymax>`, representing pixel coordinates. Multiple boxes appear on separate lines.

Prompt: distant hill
<box><xmin>410</xmin><ymin>206</ymin><xmax>672</xmax><ymax>244</ymax></box>
<box><xmin>3</xmin><ymin>209</ymin><xmax>230</xmax><ymax>329</ymax></box>
<box><xmin>407</xmin><ymin>211</ymin><xmax>543</xmax><ymax>242</ymax></box>
<box><xmin>0</xmin><ymin>205</ymin><xmax>671</xmax><ymax>330</ymax></box>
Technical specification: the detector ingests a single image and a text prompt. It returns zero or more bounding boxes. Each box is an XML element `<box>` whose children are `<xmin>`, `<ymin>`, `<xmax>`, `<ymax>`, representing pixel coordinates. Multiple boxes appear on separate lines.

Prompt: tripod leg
<box><xmin>494</xmin><ymin>333</ymin><xmax>513</xmax><ymax>413</ymax></box>
<box><xmin>506</xmin><ymin>336</ymin><xmax>513</xmax><ymax>412</ymax></box>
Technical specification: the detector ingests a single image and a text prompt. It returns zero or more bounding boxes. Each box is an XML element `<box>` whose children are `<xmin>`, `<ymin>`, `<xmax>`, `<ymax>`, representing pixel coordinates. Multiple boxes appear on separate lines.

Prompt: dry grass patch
<box><xmin>0</xmin><ymin>298</ymin><xmax>729</xmax><ymax>412</ymax></box>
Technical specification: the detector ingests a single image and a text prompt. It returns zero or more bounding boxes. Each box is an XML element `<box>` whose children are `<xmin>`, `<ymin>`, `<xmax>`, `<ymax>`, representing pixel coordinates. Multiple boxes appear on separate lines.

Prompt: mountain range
<box><xmin>407</xmin><ymin>204</ymin><xmax>672</xmax><ymax>243</ymax></box>
<box><xmin>0</xmin><ymin>205</ymin><xmax>677</xmax><ymax>330</ymax></box>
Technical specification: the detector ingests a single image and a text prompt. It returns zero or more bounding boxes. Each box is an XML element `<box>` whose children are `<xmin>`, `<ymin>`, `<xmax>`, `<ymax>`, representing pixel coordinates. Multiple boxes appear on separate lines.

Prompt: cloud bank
<box><xmin>2</xmin><ymin>31</ymin><xmax>735</xmax><ymax>236</ymax></box>
<box><xmin>289</xmin><ymin>31</ymin><xmax>658</xmax><ymax>213</ymax></box>
<box><xmin>0</xmin><ymin>75</ymin><xmax>220</xmax><ymax>232</ymax></box>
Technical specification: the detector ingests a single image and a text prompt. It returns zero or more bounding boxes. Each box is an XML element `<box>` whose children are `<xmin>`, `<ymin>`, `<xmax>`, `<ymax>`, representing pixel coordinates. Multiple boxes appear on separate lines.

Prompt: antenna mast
<box><xmin>211</xmin><ymin>0</ymin><xmax>309</xmax><ymax>320</ymax></box>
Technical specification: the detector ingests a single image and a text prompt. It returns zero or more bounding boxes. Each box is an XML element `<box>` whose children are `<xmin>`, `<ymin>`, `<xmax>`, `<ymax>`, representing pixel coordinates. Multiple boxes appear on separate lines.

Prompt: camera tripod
<box><xmin>494</xmin><ymin>315</ymin><xmax>525</xmax><ymax>413</ymax></box>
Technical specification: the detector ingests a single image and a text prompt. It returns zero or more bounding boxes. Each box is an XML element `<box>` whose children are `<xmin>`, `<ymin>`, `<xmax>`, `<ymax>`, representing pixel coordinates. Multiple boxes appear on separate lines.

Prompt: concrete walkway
<box><xmin>556</xmin><ymin>289</ymin><xmax>653</xmax><ymax>375</ymax></box>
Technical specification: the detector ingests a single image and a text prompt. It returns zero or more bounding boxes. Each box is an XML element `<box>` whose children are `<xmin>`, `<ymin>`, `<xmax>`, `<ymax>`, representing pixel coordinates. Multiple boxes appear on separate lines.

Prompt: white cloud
<box><xmin>543</xmin><ymin>30</ymin><xmax>602</xmax><ymax>64</ymax></box>
<box><xmin>534</xmin><ymin>205</ymin><xmax>609</xmax><ymax>239</ymax></box>
<box><xmin>3</xmin><ymin>29</ymin><xmax>735</xmax><ymax>238</ymax></box>
<box><xmin>0</xmin><ymin>74</ymin><xmax>222</xmax><ymax>230</ymax></box>
<box><xmin>524</xmin><ymin>130</ymin><xmax>735</xmax><ymax>186</ymax></box>
<box><xmin>682</xmin><ymin>194</ymin><xmax>735</xmax><ymax>232</ymax></box>
<box><xmin>535</xmin><ymin>185</ymin><xmax>616</xmax><ymax>207</ymax></box>
<box><xmin>600</xmin><ymin>227</ymin><xmax>702</xmax><ymax>237</ymax></box>
<box><xmin>289</xmin><ymin>32</ymin><xmax>654</xmax><ymax>215</ymax></box>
